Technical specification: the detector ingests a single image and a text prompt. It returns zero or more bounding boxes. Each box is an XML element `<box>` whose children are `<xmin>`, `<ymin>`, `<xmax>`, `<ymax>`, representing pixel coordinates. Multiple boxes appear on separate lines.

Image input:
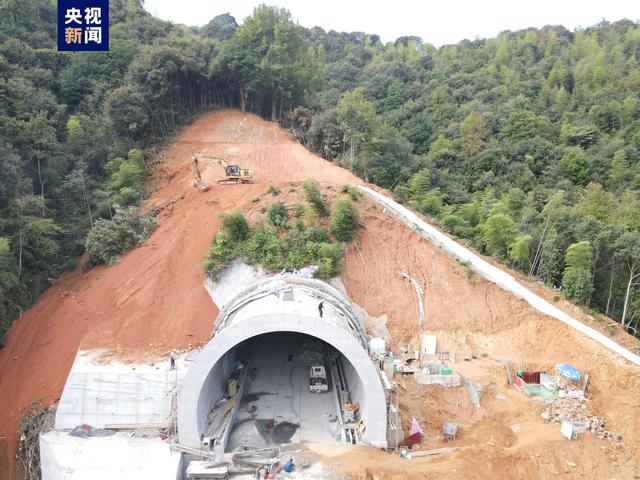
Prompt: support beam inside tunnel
<box><xmin>178</xmin><ymin>277</ymin><xmax>388</xmax><ymax>450</ymax></box>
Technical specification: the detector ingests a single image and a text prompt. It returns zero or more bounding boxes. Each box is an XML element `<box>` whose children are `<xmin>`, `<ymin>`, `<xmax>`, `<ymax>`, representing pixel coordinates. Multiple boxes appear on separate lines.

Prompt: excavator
<box><xmin>191</xmin><ymin>153</ymin><xmax>253</xmax><ymax>191</ymax></box>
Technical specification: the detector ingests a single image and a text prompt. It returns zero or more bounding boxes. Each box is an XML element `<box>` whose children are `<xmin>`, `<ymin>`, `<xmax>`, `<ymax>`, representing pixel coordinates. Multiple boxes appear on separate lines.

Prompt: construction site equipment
<box><xmin>369</xmin><ymin>337</ymin><xmax>385</xmax><ymax>356</ymax></box>
<box><xmin>309</xmin><ymin>365</ymin><xmax>328</xmax><ymax>393</ymax></box>
<box><xmin>192</xmin><ymin>153</ymin><xmax>253</xmax><ymax>187</ymax></box>
<box><xmin>342</xmin><ymin>402</ymin><xmax>359</xmax><ymax>423</ymax></box>
<box><xmin>228</xmin><ymin>378</ymin><xmax>238</xmax><ymax>397</ymax></box>
<box><xmin>185</xmin><ymin>461</ymin><xmax>229</xmax><ymax>479</ymax></box>
<box><xmin>442</xmin><ymin>421</ymin><xmax>458</xmax><ymax>441</ymax></box>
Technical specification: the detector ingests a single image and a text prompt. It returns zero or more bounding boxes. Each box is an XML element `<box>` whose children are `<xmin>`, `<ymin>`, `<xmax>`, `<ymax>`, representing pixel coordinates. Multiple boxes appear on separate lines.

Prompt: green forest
<box><xmin>1</xmin><ymin>0</ymin><xmax>640</xmax><ymax>342</ymax></box>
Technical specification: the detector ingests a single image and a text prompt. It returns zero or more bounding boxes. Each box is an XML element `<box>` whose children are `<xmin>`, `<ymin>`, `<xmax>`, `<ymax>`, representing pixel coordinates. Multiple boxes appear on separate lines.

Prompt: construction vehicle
<box><xmin>309</xmin><ymin>365</ymin><xmax>329</xmax><ymax>393</ymax></box>
<box><xmin>191</xmin><ymin>153</ymin><xmax>253</xmax><ymax>189</ymax></box>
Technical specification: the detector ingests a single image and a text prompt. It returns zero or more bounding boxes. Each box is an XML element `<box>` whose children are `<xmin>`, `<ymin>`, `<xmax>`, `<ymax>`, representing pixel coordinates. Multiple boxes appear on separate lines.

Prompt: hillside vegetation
<box><xmin>203</xmin><ymin>181</ymin><xmax>360</xmax><ymax>280</ymax></box>
<box><xmin>1</xmin><ymin>0</ymin><xmax>639</xmax><ymax>340</ymax></box>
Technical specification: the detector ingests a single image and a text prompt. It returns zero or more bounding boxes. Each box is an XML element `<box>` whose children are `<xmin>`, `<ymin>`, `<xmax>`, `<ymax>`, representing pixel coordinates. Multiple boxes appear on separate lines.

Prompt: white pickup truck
<box><xmin>309</xmin><ymin>365</ymin><xmax>328</xmax><ymax>393</ymax></box>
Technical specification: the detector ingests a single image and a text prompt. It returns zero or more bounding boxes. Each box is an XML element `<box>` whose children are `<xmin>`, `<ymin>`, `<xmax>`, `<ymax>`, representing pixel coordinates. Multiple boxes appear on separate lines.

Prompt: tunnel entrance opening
<box><xmin>225</xmin><ymin>332</ymin><xmax>346</xmax><ymax>451</ymax></box>
<box><xmin>220</xmin><ymin>332</ymin><xmax>362</xmax><ymax>451</ymax></box>
<box><xmin>178</xmin><ymin>276</ymin><xmax>388</xmax><ymax>451</ymax></box>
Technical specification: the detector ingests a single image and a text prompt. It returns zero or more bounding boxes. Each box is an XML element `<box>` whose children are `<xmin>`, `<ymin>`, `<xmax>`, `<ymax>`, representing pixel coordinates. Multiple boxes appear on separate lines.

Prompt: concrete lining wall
<box><xmin>197</xmin><ymin>348</ymin><xmax>235</xmax><ymax>437</ymax></box>
<box><xmin>178</xmin><ymin>314</ymin><xmax>387</xmax><ymax>448</ymax></box>
<box><xmin>341</xmin><ymin>356</ymin><xmax>367</xmax><ymax>424</ymax></box>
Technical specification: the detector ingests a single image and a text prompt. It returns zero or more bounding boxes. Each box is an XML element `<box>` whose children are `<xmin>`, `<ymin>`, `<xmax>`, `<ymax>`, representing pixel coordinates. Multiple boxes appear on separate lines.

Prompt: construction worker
<box><xmin>318</xmin><ymin>301</ymin><xmax>324</xmax><ymax>318</ymax></box>
<box><xmin>378</xmin><ymin>352</ymin><xmax>385</xmax><ymax>371</ymax></box>
<box><xmin>170</xmin><ymin>350</ymin><xmax>177</xmax><ymax>370</ymax></box>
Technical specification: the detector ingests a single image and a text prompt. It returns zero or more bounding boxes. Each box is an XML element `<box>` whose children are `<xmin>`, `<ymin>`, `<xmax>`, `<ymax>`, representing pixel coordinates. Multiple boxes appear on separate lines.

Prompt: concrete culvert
<box><xmin>177</xmin><ymin>276</ymin><xmax>388</xmax><ymax>451</ymax></box>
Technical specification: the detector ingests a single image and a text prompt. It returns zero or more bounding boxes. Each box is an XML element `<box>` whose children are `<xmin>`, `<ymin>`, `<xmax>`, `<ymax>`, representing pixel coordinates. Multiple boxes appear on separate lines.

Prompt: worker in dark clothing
<box><xmin>318</xmin><ymin>301</ymin><xmax>324</xmax><ymax>318</ymax></box>
<box><xmin>170</xmin><ymin>350</ymin><xmax>177</xmax><ymax>370</ymax></box>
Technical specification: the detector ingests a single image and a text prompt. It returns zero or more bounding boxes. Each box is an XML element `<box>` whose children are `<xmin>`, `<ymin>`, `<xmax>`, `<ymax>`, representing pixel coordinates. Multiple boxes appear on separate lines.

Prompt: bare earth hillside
<box><xmin>0</xmin><ymin>110</ymin><xmax>638</xmax><ymax>479</ymax></box>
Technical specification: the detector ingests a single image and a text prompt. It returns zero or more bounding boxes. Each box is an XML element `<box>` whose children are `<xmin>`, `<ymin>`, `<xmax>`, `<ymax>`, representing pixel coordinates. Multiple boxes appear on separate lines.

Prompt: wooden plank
<box><xmin>103</xmin><ymin>423</ymin><xmax>169</xmax><ymax>430</ymax></box>
<box><xmin>410</xmin><ymin>447</ymin><xmax>460</xmax><ymax>458</ymax></box>
<box><xmin>205</xmin><ymin>395</ymin><xmax>238</xmax><ymax>439</ymax></box>
<box><xmin>171</xmin><ymin>444</ymin><xmax>217</xmax><ymax>459</ymax></box>
<box><xmin>581</xmin><ymin>373</ymin><xmax>590</xmax><ymax>392</ymax></box>
<box><xmin>503</xmin><ymin>360</ymin><xmax>513</xmax><ymax>386</ymax></box>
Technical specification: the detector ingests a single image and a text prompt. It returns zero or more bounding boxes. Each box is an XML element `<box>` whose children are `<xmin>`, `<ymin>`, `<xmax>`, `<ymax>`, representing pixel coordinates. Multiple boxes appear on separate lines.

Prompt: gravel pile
<box><xmin>540</xmin><ymin>396</ymin><xmax>620</xmax><ymax>441</ymax></box>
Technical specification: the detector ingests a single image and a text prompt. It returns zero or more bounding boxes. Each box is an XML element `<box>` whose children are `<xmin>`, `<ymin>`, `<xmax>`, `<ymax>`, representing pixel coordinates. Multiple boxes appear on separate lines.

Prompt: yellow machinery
<box><xmin>191</xmin><ymin>153</ymin><xmax>253</xmax><ymax>189</ymax></box>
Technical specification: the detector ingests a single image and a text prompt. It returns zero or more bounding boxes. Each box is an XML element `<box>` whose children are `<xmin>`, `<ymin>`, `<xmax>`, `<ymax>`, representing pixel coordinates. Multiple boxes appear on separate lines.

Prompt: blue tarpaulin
<box><xmin>556</xmin><ymin>363</ymin><xmax>581</xmax><ymax>382</ymax></box>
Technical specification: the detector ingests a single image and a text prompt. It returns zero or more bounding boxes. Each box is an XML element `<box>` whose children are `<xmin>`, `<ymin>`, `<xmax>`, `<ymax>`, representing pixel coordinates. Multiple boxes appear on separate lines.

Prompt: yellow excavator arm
<box><xmin>193</xmin><ymin>153</ymin><xmax>227</xmax><ymax>168</ymax></box>
<box><xmin>191</xmin><ymin>152</ymin><xmax>253</xmax><ymax>186</ymax></box>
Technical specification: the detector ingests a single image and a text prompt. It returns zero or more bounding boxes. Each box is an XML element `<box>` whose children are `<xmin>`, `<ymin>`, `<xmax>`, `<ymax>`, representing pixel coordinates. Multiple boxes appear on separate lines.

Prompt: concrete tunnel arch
<box><xmin>178</xmin><ymin>276</ymin><xmax>388</xmax><ymax>449</ymax></box>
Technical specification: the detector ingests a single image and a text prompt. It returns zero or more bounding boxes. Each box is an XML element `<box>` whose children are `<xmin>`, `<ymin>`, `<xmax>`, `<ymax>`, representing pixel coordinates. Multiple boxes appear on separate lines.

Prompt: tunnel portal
<box><xmin>177</xmin><ymin>276</ymin><xmax>388</xmax><ymax>452</ymax></box>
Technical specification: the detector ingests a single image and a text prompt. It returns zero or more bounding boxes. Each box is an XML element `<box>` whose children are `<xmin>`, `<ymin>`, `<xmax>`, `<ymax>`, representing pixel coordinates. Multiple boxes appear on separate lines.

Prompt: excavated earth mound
<box><xmin>0</xmin><ymin>109</ymin><xmax>639</xmax><ymax>479</ymax></box>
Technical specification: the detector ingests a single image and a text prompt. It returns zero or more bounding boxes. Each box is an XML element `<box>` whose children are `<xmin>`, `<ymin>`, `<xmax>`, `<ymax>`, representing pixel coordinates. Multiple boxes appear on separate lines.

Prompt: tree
<box><xmin>25</xmin><ymin>113</ymin><xmax>58</xmax><ymax>217</ymax></box>
<box><xmin>428</xmin><ymin>135</ymin><xmax>454</xmax><ymax>161</ymax></box>
<box><xmin>615</xmin><ymin>231</ymin><xmax>640</xmax><ymax>327</ymax></box>
<box><xmin>530</xmin><ymin>191</ymin><xmax>566</xmax><ymax>277</ymax></box>
<box><xmin>560</xmin><ymin>122</ymin><xmax>598</xmax><ymax>148</ymax></box>
<box><xmin>219</xmin><ymin>212</ymin><xmax>249</xmax><ymax>242</ymax></box>
<box><xmin>61</xmin><ymin>161</ymin><xmax>94</xmax><ymax>228</ymax></box>
<box><xmin>201</xmin><ymin>13</ymin><xmax>237</xmax><ymax>41</ymax></box>
<box><xmin>509</xmin><ymin>234</ymin><xmax>532</xmax><ymax>270</ymax></box>
<box><xmin>499</xmin><ymin>110</ymin><xmax>554</xmax><ymax>142</ymax></box>
<box><xmin>331</xmin><ymin>198</ymin><xmax>359</xmax><ymax>242</ymax></box>
<box><xmin>575</xmin><ymin>183</ymin><xmax>615</xmax><ymax>224</ymax></box>
<box><xmin>615</xmin><ymin>190</ymin><xmax>640</xmax><ymax>231</ymax></box>
<box><xmin>459</xmin><ymin>111</ymin><xmax>490</xmax><ymax>156</ymax></box>
<box><xmin>561</xmin><ymin>148</ymin><xmax>590</xmax><ymax>185</ymax></box>
<box><xmin>609</xmin><ymin>149</ymin><xmax>629</xmax><ymax>189</ymax></box>
<box><xmin>418</xmin><ymin>189</ymin><xmax>444</xmax><ymax>216</ymax></box>
<box><xmin>562</xmin><ymin>241</ymin><xmax>593</xmax><ymax>303</ymax></box>
<box><xmin>267</xmin><ymin>202</ymin><xmax>288</xmax><ymax>227</ymax></box>
<box><xmin>65</xmin><ymin>116</ymin><xmax>87</xmax><ymax>155</ymax></box>
<box><xmin>562</xmin><ymin>268</ymin><xmax>593</xmax><ymax>304</ymax></box>
<box><xmin>336</xmin><ymin>89</ymin><xmax>379</xmax><ymax>172</ymax></box>
<box><xmin>214</xmin><ymin>5</ymin><xmax>315</xmax><ymax>119</ymax></box>
<box><xmin>302</xmin><ymin>179</ymin><xmax>328</xmax><ymax>216</ymax></box>
<box><xmin>483</xmin><ymin>213</ymin><xmax>518</xmax><ymax>258</ymax></box>
<box><xmin>85</xmin><ymin>207</ymin><xmax>155</xmax><ymax>265</ymax></box>
<box><xmin>105</xmin><ymin>86</ymin><xmax>150</xmax><ymax>140</ymax></box>
<box><xmin>503</xmin><ymin>188</ymin><xmax>526</xmax><ymax>219</ymax></box>
<box><xmin>590</xmin><ymin>101</ymin><xmax>621</xmax><ymax>133</ymax></box>
<box><xmin>408</xmin><ymin>169</ymin><xmax>431</xmax><ymax>201</ymax></box>
<box><xmin>12</xmin><ymin>195</ymin><xmax>62</xmax><ymax>280</ymax></box>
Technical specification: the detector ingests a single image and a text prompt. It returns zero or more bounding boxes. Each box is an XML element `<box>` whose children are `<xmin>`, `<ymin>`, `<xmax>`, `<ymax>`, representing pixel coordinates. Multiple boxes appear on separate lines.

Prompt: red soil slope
<box><xmin>0</xmin><ymin>110</ymin><xmax>358</xmax><ymax>479</ymax></box>
<box><xmin>0</xmin><ymin>109</ymin><xmax>638</xmax><ymax>479</ymax></box>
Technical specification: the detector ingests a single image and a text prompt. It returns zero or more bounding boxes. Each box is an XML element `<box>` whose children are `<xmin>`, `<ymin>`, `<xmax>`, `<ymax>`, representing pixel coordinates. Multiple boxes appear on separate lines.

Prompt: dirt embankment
<box><xmin>0</xmin><ymin>110</ymin><xmax>358</xmax><ymax>479</ymax></box>
<box><xmin>0</xmin><ymin>109</ymin><xmax>638</xmax><ymax>479</ymax></box>
<box><xmin>340</xmin><ymin>200</ymin><xmax>640</xmax><ymax>478</ymax></box>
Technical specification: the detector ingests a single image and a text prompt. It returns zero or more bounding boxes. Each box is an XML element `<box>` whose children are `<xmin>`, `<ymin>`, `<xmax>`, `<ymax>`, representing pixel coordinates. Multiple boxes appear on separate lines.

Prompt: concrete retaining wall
<box><xmin>416</xmin><ymin>373</ymin><xmax>461</xmax><ymax>387</ymax></box>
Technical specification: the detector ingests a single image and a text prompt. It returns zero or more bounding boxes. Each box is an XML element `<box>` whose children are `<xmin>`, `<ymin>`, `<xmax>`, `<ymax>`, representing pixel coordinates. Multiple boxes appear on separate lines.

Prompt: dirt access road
<box><xmin>0</xmin><ymin>109</ymin><xmax>639</xmax><ymax>479</ymax></box>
